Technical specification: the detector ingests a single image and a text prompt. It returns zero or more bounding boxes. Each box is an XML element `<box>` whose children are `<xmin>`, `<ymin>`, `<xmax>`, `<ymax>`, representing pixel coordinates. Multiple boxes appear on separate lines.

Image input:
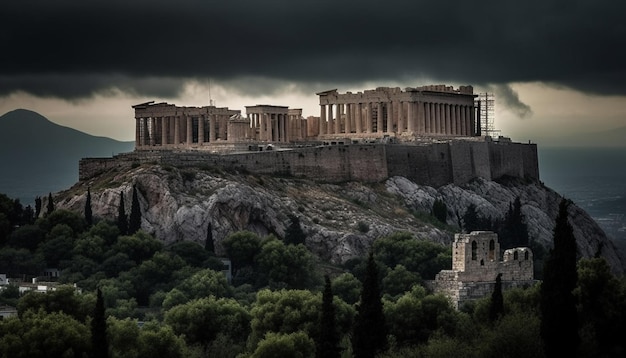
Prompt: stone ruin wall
<box><xmin>431</xmin><ymin>231</ymin><xmax>536</xmax><ymax>309</ymax></box>
<box><xmin>79</xmin><ymin>140</ymin><xmax>539</xmax><ymax>187</ymax></box>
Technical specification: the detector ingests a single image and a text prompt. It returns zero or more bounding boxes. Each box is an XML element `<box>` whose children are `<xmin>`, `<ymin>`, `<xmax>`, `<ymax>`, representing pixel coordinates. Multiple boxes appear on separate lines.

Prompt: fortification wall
<box><xmin>488</xmin><ymin>141</ymin><xmax>539</xmax><ymax>181</ymax></box>
<box><xmin>79</xmin><ymin>140</ymin><xmax>539</xmax><ymax>185</ymax></box>
<box><xmin>386</xmin><ymin>143</ymin><xmax>452</xmax><ymax>187</ymax></box>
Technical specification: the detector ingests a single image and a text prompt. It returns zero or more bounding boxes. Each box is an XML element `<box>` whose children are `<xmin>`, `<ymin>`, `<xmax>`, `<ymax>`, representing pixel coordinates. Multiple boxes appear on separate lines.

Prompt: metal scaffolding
<box><xmin>476</xmin><ymin>93</ymin><xmax>499</xmax><ymax>137</ymax></box>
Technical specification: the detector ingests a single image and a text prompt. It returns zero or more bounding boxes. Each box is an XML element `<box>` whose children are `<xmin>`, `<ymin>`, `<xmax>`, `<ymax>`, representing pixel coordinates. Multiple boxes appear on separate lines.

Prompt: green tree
<box><xmin>575</xmin><ymin>257</ymin><xmax>626</xmax><ymax>357</ymax></box>
<box><xmin>432</xmin><ymin>198</ymin><xmax>447</xmax><ymax>224</ymax></box>
<box><xmin>352</xmin><ymin>252</ymin><xmax>387</xmax><ymax>358</ymax></box>
<box><xmin>317</xmin><ymin>275</ymin><xmax>341</xmax><ymax>358</ymax></box>
<box><xmin>85</xmin><ymin>187</ymin><xmax>93</xmax><ymax>226</ymax></box>
<box><xmin>489</xmin><ymin>273</ymin><xmax>504</xmax><ymax>323</ymax></box>
<box><xmin>112</xmin><ymin>231</ymin><xmax>162</xmax><ymax>264</ymax></box>
<box><xmin>540</xmin><ymin>199</ymin><xmax>579</xmax><ymax>357</ymax></box>
<box><xmin>256</xmin><ymin>238</ymin><xmax>321</xmax><ymax>289</ymax></box>
<box><xmin>107</xmin><ymin>317</ymin><xmax>189</xmax><ymax>358</ymax></box>
<box><xmin>7</xmin><ymin>224</ymin><xmax>44</xmax><ymax>251</ymax></box>
<box><xmin>91</xmin><ymin>288</ymin><xmax>109</xmax><ymax>358</ymax></box>
<box><xmin>128</xmin><ymin>185</ymin><xmax>142</xmax><ymax>235</ymax></box>
<box><xmin>38</xmin><ymin>226</ymin><xmax>75</xmax><ymax>267</ymax></box>
<box><xmin>331</xmin><ymin>273</ymin><xmax>361</xmax><ymax>305</ymax></box>
<box><xmin>37</xmin><ymin>209</ymin><xmax>86</xmax><ymax>235</ymax></box>
<box><xmin>167</xmin><ymin>240</ymin><xmax>212</xmax><ymax>268</ymax></box>
<box><xmin>249</xmin><ymin>288</ymin><xmax>354</xmax><ymax>350</ymax></box>
<box><xmin>165</xmin><ymin>296</ymin><xmax>251</xmax><ymax>351</ymax></box>
<box><xmin>382</xmin><ymin>264</ymin><xmax>420</xmax><ymax>299</ymax></box>
<box><xmin>34</xmin><ymin>196</ymin><xmax>42</xmax><ymax>219</ymax></box>
<box><xmin>0</xmin><ymin>247</ymin><xmax>45</xmax><ymax>276</ymax></box>
<box><xmin>373</xmin><ymin>232</ymin><xmax>450</xmax><ymax>281</ymax></box>
<box><xmin>17</xmin><ymin>285</ymin><xmax>90</xmax><ymax>322</ymax></box>
<box><xmin>222</xmin><ymin>231</ymin><xmax>262</xmax><ymax>274</ymax></box>
<box><xmin>476</xmin><ymin>312</ymin><xmax>544</xmax><ymax>358</ymax></box>
<box><xmin>175</xmin><ymin>268</ymin><xmax>233</xmax><ymax>300</ymax></box>
<box><xmin>462</xmin><ymin>203</ymin><xmax>492</xmax><ymax>233</ymax></box>
<box><xmin>46</xmin><ymin>192</ymin><xmax>54</xmax><ymax>216</ymax></box>
<box><xmin>251</xmin><ymin>331</ymin><xmax>315</xmax><ymax>358</ymax></box>
<box><xmin>117</xmin><ymin>191</ymin><xmax>128</xmax><ymax>236</ymax></box>
<box><xmin>0</xmin><ymin>310</ymin><xmax>90</xmax><ymax>358</ymax></box>
<box><xmin>205</xmin><ymin>222</ymin><xmax>215</xmax><ymax>253</ymax></box>
<box><xmin>499</xmin><ymin>197</ymin><xmax>529</xmax><ymax>249</ymax></box>
<box><xmin>284</xmin><ymin>214</ymin><xmax>306</xmax><ymax>245</ymax></box>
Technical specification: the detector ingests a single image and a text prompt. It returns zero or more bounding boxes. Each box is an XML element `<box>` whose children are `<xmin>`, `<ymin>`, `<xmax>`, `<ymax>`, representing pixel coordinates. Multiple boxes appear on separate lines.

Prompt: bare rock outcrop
<box><xmin>57</xmin><ymin>165</ymin><xmax>625</xmax><ymax>274</ymax></box>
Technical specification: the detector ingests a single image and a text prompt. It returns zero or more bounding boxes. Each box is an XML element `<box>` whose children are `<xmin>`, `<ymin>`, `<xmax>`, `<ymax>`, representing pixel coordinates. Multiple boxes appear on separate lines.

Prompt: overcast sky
<box><xmin>1</xmin><ymin>0</ymin><xmax>625</xmax><ymax>146</ymax></box>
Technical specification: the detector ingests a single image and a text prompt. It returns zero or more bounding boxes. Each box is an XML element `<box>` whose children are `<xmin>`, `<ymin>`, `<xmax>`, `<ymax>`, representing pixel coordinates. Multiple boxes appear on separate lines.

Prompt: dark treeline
<box><xmin>0</xmin><ymin>192</ymin><xmax>624</xmax><ymax>357</ymax></box>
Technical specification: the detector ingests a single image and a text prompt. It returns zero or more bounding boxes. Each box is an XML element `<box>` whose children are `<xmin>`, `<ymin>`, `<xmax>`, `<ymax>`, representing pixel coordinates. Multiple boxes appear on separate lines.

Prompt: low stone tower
<box><xmin>433</xmin><ymin>231</ymin><xmax>535</xmax><ymax>309</ymax></box>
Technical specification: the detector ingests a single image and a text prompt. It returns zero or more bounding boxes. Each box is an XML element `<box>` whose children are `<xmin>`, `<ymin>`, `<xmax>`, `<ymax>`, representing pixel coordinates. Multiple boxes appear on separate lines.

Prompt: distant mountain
<box><xmin>0</xmin><ymin>109</ymin><xmax>134</xmax><ymax>204</ymax></box>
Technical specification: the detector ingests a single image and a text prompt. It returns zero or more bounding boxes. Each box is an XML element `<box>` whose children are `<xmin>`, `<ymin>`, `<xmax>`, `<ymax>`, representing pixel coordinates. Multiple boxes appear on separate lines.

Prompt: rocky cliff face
<box><xmin>56</xmin><ymin>164</ymin><xmax>625</xmax><ymax>274</ymax></box>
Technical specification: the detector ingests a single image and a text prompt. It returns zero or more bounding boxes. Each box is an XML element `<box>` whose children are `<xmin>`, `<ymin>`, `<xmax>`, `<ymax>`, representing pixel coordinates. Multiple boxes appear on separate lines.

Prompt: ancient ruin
<box><xmin>131</xmin><ymin>85</ymin><xmax>480</xmax><ymax>150</ymax></box>
<box><xmin>80</xmin><ymin>84</ymin><xmax>539</xmax><ymax>187</ymax></box>
<box><xmin>431</xmin><ymin>231</ymin><xmax>536</xmax><ymax>309</ymax></box>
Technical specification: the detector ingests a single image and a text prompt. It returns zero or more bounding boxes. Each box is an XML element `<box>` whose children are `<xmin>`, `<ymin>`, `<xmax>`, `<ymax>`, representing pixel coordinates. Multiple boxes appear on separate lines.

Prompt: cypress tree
<box><xmin>45</xmin><ymin>192</ymin><xmax>54</xmax><ymax>216</ymax></box>
<box><xmin>489</xmin><ymin>273</ymin><xmax>504</xmax><ymax>322</ymax></box>
<box><xmin>499</xmin><ymin>197</ymin><xmax>529</xmax><ymax>249</ymax></box>
<box><xmin>540</xmin><ymin>199</ymin><xmax>579</xmax><ymax>357</ymax></box>
<box><xmin>91</xmin><ymin>288</ymin><xmax>109</xmax><ymax>358</ymax></box>
<box><xmin>117</xmin><ymin>191</ymin><xmax>128</xmax><ymax>236</ymax></box>
<box><xmin>317</xmin><ymin>275</ymin><xmax>340</xmax><ymax>358</ymax></box>
<box><xmin>128</xmin><ymin>185</ymin><xmax>141</xmax><ymax>234</ymax></box>
<box><xmin>34</xmin><ymin>196</ymin><xmax>41</xmax><ymax>219</ymax></box>
<box><xmin>352</xmin><ymin>252</ymin><xmax>387</xmax><ymax>358</ymax></box>
<box><xmin>205</xmin><ymin>222</ymin><xmax>215</xmax><ymax>253</ymax></box>
<box><xmin>284</xmin><ymin>214</ymin><xmax>306</xmax><ymax>245</ymax></box>
<box><xmin>432</xmin><ymin>198</ymin><xmax>447</xmax><ymax>224</ymax></box>
<box><xmin>85</xmin><ymin>187</ymin><xmax>93</xmax><ymax>226</ymax></box>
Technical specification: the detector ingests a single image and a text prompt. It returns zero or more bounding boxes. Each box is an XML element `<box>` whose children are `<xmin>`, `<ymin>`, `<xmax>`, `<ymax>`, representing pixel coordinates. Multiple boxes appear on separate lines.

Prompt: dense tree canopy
<box><xmin>0</xmin><ymin>190</ymin><xmax>625</xmax><ymax>357</ymax></box>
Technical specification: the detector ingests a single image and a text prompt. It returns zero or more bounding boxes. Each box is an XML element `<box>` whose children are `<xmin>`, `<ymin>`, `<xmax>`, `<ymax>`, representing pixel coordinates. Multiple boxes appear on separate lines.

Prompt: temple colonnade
<box><xmin>317</xmin><ymin>86</ymin><xmax>478</xmax><ymax>138</ymax></box>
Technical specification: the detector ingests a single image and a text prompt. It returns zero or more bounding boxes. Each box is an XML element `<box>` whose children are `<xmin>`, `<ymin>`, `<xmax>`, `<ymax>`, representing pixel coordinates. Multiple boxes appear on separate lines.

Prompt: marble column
<box><xmin>327</xmin><ymin>104</ymin><xmax>334</xmax><ymax>135</ymax></box>
<box><xmin>443</xmin><ymin>104</ymin><xmax>452</xmax><ymax>135</ymax></box>
<box><xmin>466</xmin><ymin>106</ymin><xmax>472</xmax><ymax>136</ymax></box>
<box><xmin>335</xmin><ymin>104</ymin><xmax>342</xmax><ymax>134</ymax></box>
<box><xmin>417</xmin><ymin>101</ymin><xmax>425</xmax><ymax>134</ymax></box>
<box><xmin>365</xmin><ymin>102</ymin><xmax>374</xmax><ymax>133</ymax></box>
<box><xmin>273</xmin><ymin>114</ymin><xmax>279</xmax><ymax>141</ymax></box>
<box><xmin>186</xmin><ymin>115</ymin><xmax>192</xmax><ymax>145</ymax></box>
<box><xmin>210</xmin><ymin>114</ymin><xmax>217</xmax><ymax>142</ymax></box>
<box><xmin>407</xmin><ymin>102</ymin><xmax>414</xmax><ymax>133</ymax></box>
<box><xmin>135</xmin><ymin>118</ymin><xmax>140</xmax><ymax>148</ymax></box>
<box><xmin>345</xmin><ymin>103</ymin><xmax>352</xmax><ymax>134</ymax></box>
<box><xmin>396</xmin><ymin>101</ymin><xmax>406</xmax><ymax>134</ymax></box>
<box><xmin>355</xmin><ymin>103</ymin><xmax>362</xmax><ymax>133</ymax></box>
<box><xmin>424</xmin><ymin>103</ymin><xmax>430</xmax><ymax>133</ymax></box>
<box><xmin>320</xmin><ymin>105</ymin><xmax>326</xmax><ymax>136</ymax></box>
<box><xmin>161</xmin><ymin>117</ymin><xmax>168</xmax><ymax>145</ymax></box>
<box><xmin>198</xmin><ymin>115</ymin><xmax>204</xmax><ymax>144</ymax></box>
<box><xmin>376</xmin><ymin>102</ymin><xmax>383</xmax><ymax>133</ymax></box>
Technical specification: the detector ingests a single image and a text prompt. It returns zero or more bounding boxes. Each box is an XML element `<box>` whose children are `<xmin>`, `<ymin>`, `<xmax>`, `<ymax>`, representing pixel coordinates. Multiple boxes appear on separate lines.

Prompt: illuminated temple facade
<box><xmin>132</xmin><ymin>85</ymin><xmax>481</xmax><ymax>150</ymax></box>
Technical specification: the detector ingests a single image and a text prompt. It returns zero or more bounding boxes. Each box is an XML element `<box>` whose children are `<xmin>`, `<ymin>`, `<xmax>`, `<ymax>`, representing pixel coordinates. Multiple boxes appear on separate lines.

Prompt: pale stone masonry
<box><xmin>316</xmin><ymin>85</ymin><xmax>478</xmax><ymax>139</ymax></box>
<box><xmin>432</xmin><ymin>231</ymin><xmax>535</xmax><ymax>309</ymax></box>
<box><xmin>132</xmin><ymin>84</ymin><xmax>481</xmax><ymax>151</ymax></box>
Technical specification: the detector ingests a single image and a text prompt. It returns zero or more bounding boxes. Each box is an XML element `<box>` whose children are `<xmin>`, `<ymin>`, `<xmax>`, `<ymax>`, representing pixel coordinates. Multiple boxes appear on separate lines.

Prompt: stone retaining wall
<box><xmin>79</xmin><ymin>140</ymin><xmax>538</xmax><ymax>186</ymax></box>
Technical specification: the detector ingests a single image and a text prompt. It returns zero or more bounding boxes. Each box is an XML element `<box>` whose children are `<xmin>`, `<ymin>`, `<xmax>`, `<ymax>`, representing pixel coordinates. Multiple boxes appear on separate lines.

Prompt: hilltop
<box><xmin>55</xmin><ymin>162</ymin><xmax>626</xmax><ymax>274</ymax></box>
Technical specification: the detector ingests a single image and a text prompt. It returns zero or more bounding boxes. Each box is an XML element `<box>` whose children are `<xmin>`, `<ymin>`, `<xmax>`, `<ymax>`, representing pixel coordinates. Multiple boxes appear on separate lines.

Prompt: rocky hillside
<box><xmin>55</xmin><ymin>163</ymin><xmax>625</xmax><ymax>274</ymax></box>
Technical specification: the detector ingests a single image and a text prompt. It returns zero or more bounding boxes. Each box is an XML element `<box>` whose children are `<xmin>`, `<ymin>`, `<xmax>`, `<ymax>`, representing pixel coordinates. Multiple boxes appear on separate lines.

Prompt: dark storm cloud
<box><xmin>2</xmin><ymin>0</ymin><xmax>625</xmax><ymax>102</ymax></box>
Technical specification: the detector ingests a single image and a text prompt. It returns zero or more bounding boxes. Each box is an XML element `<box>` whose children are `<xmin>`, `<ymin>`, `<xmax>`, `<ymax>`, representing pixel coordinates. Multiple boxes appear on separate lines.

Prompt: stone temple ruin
<box><xmin>80</xmin><ymin>84</ymin><xmax>539</xmax><ymax>188</ymax></box>
<box><xmin>432</xmin><ymin>231</ymin><xmax>535</xmax><ymax>309</ymax></box>
<box><xmin>132</xmin><ymin>85</ymin><xmax>480</xmax><ymax>149</ymax></box>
